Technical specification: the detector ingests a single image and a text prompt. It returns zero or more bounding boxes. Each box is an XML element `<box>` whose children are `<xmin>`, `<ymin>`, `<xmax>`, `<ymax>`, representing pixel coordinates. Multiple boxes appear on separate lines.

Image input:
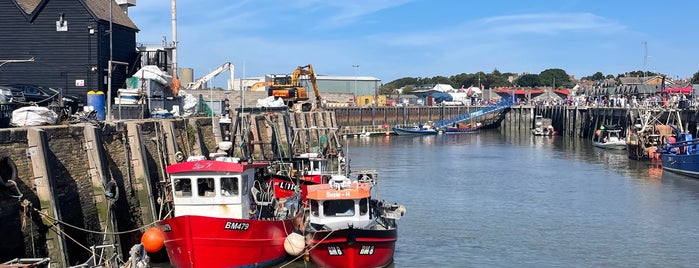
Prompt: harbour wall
<box><xmin>0</xmin><ymin>110</ymin><xmax>339</xmax><ymax>266</ymax></box>
<box><xmin>0</xmin><ymin>119</ymin><xmax>218</xmax><ymax>266</ymax></box>
<box><xmin>328</xmin><ymin>105</ymin><xmax>699</xmax><ymax>138</ymax></box>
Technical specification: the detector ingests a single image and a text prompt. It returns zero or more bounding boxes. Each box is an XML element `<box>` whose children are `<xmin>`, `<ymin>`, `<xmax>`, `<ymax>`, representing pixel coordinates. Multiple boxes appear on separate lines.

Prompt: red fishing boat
<box><xmin>156</xmin><ymin>153</ymin><xmax>305</xmax><ymax>267</ymax></box>
<box><xmin>305</xmin><ymin>171</ymin><xmax>405</xmax><ymax>268</ymax></box>
<box><xmin>268</xmin><ymin>151</ymin><xmax>348</xmax><ymax>205</ymax></box>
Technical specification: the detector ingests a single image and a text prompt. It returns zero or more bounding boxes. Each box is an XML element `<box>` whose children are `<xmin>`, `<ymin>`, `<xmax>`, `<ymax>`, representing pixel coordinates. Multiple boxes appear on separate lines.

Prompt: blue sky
<box><xmin>129</xmin><ymin>0</ymin><xmax>699</xmax><ymax>86</ymax></box>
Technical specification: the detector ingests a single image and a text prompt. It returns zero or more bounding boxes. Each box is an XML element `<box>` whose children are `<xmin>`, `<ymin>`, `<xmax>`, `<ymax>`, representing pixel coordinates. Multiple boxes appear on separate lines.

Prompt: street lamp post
<box><xmin>352</xmin><ymin>65</ymin><xmax>359</xmax><ymax>105</ymax></box>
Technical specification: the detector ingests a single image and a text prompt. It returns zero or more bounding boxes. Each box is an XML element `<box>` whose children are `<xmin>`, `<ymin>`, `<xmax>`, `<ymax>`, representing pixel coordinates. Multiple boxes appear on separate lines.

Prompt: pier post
<box><xmin>126</xmin><ymin>123</ymin><xmax>157</xmax><ymax>225</ymax></box>
<box><xmin>83</xmin><ymin>125</ymin><xmax>120</xmax><ymax>260</ymax></box>
<box><xmin>161</xmin><ymin>121</ymin><xmax>179</xmax><ymax>165</ymax></box>
<box><xmin>26</xmin><ymin>128</ymin><xmax>67</xmax><ymax>267</ymax></box>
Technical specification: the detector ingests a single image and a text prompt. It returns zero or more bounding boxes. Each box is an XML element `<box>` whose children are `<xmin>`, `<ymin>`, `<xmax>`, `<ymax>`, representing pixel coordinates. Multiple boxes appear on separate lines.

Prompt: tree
<box><xmin>539</xmin><ymin>68</ymin><xmax>572</xmax><ymax>88</ymax></box>
<box><xmin>431</xmin><ymin>76</ymin><xmax>451</xmax><ymax>85</ymax></box>
<box><xmin>516</xmin><ymin>74</ymin><xmax>540</xmax><ymax>87</ymax></box>
<box><xmin>379</xmin><ymin>83</ymin><xmax>397</xmax><ymax>95</ymax></box>
<box><xmin>692</xmin><ymin>71</ymin><xmax>699</xmax><ymax>84</ymax></box>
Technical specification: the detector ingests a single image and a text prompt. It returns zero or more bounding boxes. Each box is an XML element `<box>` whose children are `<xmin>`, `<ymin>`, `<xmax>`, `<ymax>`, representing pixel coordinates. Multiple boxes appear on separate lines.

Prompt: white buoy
<box><xmin>284</xmin><ymin>232</ymin><xmax>305</xmax><ymax>256</ymax></box>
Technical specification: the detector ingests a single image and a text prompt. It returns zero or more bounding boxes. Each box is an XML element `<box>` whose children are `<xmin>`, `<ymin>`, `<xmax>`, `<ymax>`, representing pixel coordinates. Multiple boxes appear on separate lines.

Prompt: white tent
<box><xmin>432</xmin><ymin>84</ymin><xmax>455</xmax><ymax>92</ymax></box>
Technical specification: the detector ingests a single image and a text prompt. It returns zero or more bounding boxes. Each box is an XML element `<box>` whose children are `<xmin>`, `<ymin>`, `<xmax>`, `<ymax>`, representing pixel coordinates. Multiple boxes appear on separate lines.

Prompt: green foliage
<box><xmin>381</xmin><ymin>67</ymin><xmax>683</xmax><ymax>92</ymax></box>
<box><xmin>581</xmin><ymin>72</ymin><xmax>606</xmax><ymax>81</ymax></box>
<box><xmin>378</xmin><ymin>83</ymin><xmax>397</xmax><ymax>95</ymax></box>
<box><xmin>516</xmin><ymin>74</ymin><xmax>541</xmax><ymax>87</ymax></box>
<box><xmin>692</xmin><ymin>71</ymin><xmax>699</xmax><ymax>84</ymax></box>
<box><xmin>402</xmin><ymin>85</ymin><xmax>415</xmax><ymax>94</ymax></box>
<box><xmin>617</xmin><ymin>70</ymin><xmax>660</xmax><ymax>78</ymax></box>
<box><xmin>539</xmin><ymin>68</ymin><xmax>572</xmax><ymax>88</ymax></box>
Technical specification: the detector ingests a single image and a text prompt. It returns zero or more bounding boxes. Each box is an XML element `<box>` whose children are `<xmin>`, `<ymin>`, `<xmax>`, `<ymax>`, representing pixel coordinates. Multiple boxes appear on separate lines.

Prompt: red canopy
<box><xmin>661</xmin><ymin>86</ymin><xmax>693</xmax><ymax>94</ymax></box>
<box><xmin>553</xmin><ymin>89</ymin><xmax>570</xmax><ymax>98</ymax></box>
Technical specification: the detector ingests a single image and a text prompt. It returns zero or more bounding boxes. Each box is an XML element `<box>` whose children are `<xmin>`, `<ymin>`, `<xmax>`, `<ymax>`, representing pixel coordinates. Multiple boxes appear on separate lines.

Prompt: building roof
<box><xmin>315</xmin><ymin>75</ymin><xmax>380</xmax><ymax>81</ymax></box>
<box><xmin>15</xmin><ymin>0</ymin><xmax>138</xmax><ymax>30</ymax></box>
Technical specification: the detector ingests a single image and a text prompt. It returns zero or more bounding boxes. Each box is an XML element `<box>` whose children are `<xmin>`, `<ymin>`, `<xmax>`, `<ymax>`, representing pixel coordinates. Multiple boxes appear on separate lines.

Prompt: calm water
<box><xmin>335</xmin><ymin>130</ymin><xmax>699</xmax><ymax>267</ymax></box>
<box><xmin>160</xmin><ymin>130</ymin><xmax>699</xmax><ymax>267</ymax></box>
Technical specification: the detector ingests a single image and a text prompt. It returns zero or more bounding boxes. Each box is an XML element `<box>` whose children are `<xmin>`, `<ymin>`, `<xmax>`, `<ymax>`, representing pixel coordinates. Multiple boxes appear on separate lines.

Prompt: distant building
<box><xmin>0</xmin><ymin>0</ymin><xmax>139</xmax><ymax>102</ymax></box>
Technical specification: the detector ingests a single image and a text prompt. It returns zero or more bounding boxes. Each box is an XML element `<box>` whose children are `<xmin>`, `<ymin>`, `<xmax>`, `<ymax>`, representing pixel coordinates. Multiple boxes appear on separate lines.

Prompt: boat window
<box><xmin>311</xmin><ymin>200</ymin><xmax>319</xmax><ymax>216</ymax></box>
<box><xmin>197</xmin><ymin>178</ymin><xmax>215</xmax><ymax>197</ymax></box>
<box><xmin>323</xmin><ymin>200</ymin><xmax>355</xmax><ymax>217</ymax></box>
<box><xmin>174</xmin><ymin>178</ymin><xmax>192</xmax><ymax>197</ymax></box>
<box><xmin>221</xmin><ymin>177</ymin><xmax>239</xmax><ymax>196</ymax></box>
<box><xmin>359</xmin><ymin>198</ymin><xmax>368</xmax><ymax>216</ymax></box>
<box><xmin>241</xmin><ymin>174</ymin><xmax>249</xmax><ymax>195</ymax></box>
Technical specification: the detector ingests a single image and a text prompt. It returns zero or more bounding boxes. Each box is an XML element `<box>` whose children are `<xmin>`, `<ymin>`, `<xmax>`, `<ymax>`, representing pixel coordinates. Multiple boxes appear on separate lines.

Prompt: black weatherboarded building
<box><xmin>0</xmin><ymin>0</ymin><xmax>139</xmax><ymax>103</ymax></box>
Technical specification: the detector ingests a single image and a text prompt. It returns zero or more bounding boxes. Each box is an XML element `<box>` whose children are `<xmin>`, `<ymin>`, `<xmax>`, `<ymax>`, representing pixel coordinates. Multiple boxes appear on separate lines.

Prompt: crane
<box><xmin>267</xmin><ymin>64</ymin><xmax>321</xmax><ymax>111</ymax></box>
<box><xmin>186</xmin><ymin>62</ymin><xmax>234</xmax><ymax>90</ymax></box>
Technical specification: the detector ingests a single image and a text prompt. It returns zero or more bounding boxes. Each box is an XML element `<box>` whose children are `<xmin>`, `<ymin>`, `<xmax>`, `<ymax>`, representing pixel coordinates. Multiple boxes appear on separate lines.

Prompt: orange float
<box><xmin>141</xmin><ymin>227</ymin><xmax>165</xmax><ymax>253</ymax></box>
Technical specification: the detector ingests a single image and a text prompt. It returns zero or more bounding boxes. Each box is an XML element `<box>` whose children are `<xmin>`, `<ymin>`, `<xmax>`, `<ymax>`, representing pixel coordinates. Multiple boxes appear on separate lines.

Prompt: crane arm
<box><xmin>290</xmin><ymin>64</ymin><xmax>321</xmax><ymax>107</ymax></box>
<box><xmin>187</xmin><ymin>62</ymin><xmax>234</xmax><ymax>90</ymax></box>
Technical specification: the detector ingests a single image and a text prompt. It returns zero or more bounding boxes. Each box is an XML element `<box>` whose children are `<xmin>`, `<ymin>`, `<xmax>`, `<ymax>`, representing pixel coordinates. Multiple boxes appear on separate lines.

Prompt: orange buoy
<box><xmin>141</xmin><ymin>227</ymin><xmax>165</xmax><ymax>253</ymax></box>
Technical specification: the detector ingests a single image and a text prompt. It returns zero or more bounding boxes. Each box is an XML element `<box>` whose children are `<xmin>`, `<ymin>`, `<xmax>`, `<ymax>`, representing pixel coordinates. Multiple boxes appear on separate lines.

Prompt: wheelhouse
<box><xmin>306</xmin><ymin>175</ymin><xmax>373</xmax><ymax>229</ymax></box>
<box><xmin>166</xmin><ymin>158</ymin><xmax>268</xmax><ymax>219</ymax></box>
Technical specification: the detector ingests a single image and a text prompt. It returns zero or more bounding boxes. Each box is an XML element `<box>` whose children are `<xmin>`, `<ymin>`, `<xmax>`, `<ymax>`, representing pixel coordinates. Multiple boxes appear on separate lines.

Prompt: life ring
<box><xmin>175</xmin><ymin>151</ymin><xmax>185</xmax><ymax>162</ymax></box>
<box><xmin>0</xmin><ymin>156</ymin><xmax>18</xmax><ymax>186</ymax></box>
<box><xmin>358</xmin><ymin>173</ymin><xmax>374</xmax><ymax>184</ymax></box>
<box><xmin>105</xmin><ymin>180</ymin><xmax>119</xmax><ymax>200</ymax></box>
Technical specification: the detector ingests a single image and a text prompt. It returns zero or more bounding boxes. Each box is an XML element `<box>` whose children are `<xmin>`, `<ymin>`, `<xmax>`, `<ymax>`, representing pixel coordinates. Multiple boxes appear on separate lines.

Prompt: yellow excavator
<box><xmin>267</xmin><ymin>64</ymin><xmax>321</xmax><ymax>112</ymax></box>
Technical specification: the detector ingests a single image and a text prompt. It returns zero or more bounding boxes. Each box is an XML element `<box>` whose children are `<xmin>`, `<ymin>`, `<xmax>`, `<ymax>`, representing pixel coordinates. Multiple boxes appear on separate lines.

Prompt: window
<box><xmin>241</xmin><ymin>175</ymin><xmax>249</xmax><ymax>195</ymax></box>
<box><xmin>197</xmin><ymin>178</ymin><xmax>215</xmax><ymax>197</ymax></box>
<box><xmin>311</xmin><ymin>200</ymin><xmax>319</xmax><ymax>216</ymax></box>
<box><xmin>221</xmin><ymin>177</ymin><xmax>239</xmax><ymax>196</ymax></box>
<box><xmin>174</xmin><ymin>178</ymin><xmax>192</xmax><ymax>197</ymax></box>
<box><xmin>359</xmin><ymin>198</ymin><xmax>368</xmax><ymax>216</ymax></box>
<box><xmin>324</xmin><ymin>200</ymin><xmax>355</xmax><ymax>217</ymax></box>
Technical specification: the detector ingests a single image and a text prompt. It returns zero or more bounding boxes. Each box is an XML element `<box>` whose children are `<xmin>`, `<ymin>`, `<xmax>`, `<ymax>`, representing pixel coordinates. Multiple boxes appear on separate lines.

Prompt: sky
<box><xmin>128</xmin><ymin>0</ymin><xmax>699</xmax><ymax>87</ymax></box>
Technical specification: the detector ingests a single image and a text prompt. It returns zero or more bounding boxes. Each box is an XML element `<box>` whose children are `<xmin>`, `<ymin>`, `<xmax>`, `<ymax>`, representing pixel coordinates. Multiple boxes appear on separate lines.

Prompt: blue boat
<box><xmin>658</xmin><ymin>130</ymin><xmax>699</xmax><ymax>178</ymax></box>
<box><xmin>392</xmin><ymin>125</ymin><xmax>438</xmax><ymax>135</ymax></box>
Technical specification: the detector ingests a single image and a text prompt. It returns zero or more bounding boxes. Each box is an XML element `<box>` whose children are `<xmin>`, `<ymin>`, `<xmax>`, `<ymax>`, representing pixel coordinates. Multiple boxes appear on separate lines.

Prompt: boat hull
<box><xmin>661</xmin><ymin>153</ymin><xmax>699</xmax><ymax>178</ymax></box>
<box><xmin>307</xmin><ymin>228</ymin><xmax>397</xmax><ymax>268</ymax></box>
<box><xmin>392</xmin><ymin>127</ymin><xmax>437</xmax><ymax>135</ymax></box>
<box><xmin>159</xmin><ymin>215</ymin><xmax>298</xmax><ymax>268</ymax></box>
<box><xmin>592</xmin><ymin>141</ymin><xmax>627</xmax><ymax>150</ymax></box>
<box><xmin>444</xmin><ymin>127</ymin><xmax>479</xmax><ymax>134</ymax></box>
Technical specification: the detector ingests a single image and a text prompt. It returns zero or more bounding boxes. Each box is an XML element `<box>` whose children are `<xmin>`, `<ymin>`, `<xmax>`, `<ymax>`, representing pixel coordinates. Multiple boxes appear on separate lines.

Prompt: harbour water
<box><xmin>337</xmin><ymin>130</ymin><xmax>699</xmax><ymax>267</ymax></box>
<box><xmin>157</xmin><ymin>129</ymin><xmax>699</xmax><ymax>267</ymax></box>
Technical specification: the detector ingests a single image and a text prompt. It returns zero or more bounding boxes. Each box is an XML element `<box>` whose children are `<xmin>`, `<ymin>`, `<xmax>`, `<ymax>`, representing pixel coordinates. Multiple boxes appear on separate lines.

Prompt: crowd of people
<box><xmin>504</xmin><ymin>93</ymin><xmax>696</xmax><ymax>109</ymax></box>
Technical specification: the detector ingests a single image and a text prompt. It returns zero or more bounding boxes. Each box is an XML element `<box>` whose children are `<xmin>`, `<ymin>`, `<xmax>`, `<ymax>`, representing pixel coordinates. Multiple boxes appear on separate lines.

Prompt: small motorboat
<box><xmin>444</xmin><ymin>122</ymin><xmax>482</xmax><ymax>134</ymax></box>
<box><xmin>593</xmin><ymin>124</ymin><xmax>627</xmax><ymax>150</ymax></box>
<box><xmin>392</xmin><ymin>121</ymin><xmax>438</xmax><ymax>135</ymax></box>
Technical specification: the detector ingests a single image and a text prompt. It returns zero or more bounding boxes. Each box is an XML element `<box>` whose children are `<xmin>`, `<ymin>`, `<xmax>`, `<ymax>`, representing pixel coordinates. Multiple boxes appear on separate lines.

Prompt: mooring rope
<box><xmin>32</xmin><ymin>206</ymin><xmax>160</xmax><ymax>235</ymax></box>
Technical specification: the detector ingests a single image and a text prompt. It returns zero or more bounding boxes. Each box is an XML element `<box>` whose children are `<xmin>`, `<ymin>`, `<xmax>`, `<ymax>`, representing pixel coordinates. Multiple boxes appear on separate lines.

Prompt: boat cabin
<box><xmin>293</xmin><ymin>153</ymin><xmax>328</xmax><ymax>183</ymax></box>
<box><xmin>534</xmin><ymin>115</ymin><xmax>543</xmax><ymax>127</ymax></box>
<box><xmin>306</xmin><ymin>175</ymin><xmax>373</xmax><ymax>229</ymax></box>
<box><xmin>167</xmin><ymin>157</ymin><xmax>269</xmax><ymax>219</ymax></box>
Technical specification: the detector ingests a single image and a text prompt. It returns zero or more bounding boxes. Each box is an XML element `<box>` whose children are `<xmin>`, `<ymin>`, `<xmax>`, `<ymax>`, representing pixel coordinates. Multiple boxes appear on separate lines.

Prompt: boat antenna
<box><xmin>239</xmin><ymin>60</ymin><xmax>245</xmax><ymax>117</ymax></box>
